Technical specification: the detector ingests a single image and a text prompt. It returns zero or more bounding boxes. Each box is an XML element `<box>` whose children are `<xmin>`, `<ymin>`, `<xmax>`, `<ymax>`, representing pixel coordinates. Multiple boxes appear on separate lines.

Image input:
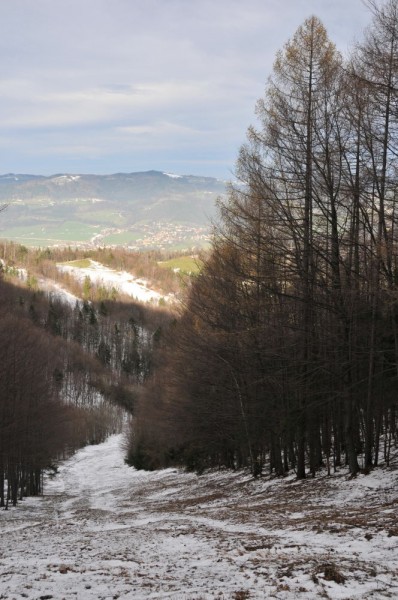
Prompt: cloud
<box><xmin>0</xmin><ymin>0</ymin><xmax>372</xmax><ymax>177</ymax></box>
<box><xmin>0</xmin><ymin>80</ymin><xmax>211</xmax><ymax>127</ymax></box>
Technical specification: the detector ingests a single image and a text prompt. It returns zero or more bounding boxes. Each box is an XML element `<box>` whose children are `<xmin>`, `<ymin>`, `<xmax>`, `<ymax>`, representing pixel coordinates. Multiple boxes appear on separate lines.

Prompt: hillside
<box><xmin>1</xmin><ymin>433</ymin><xmax>397</xmax><ymax>599</ymax></box>
<box><xmin>0</xmin><ymin>171</ymin><xmax>226</xmax><ymax>249</ymax></box>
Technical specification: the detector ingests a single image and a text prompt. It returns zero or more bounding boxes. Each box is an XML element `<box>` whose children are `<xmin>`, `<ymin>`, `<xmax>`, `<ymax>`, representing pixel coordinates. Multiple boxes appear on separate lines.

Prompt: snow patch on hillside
<box><xmin>163</xmin><ymin>172</ymin><xmax>182</xmax><ymax>179</ymax></box>
<box><xmin>39</xmin><ymin>277</ymin><xmax>82</xmax><ymax>307</ymax></box>
<box><xmin>58</xmin><ymin>260</ymin><xmax>171</xmax><ymax>304</ymax></box>
<box><xmin>51</xmin><ymin>175</ymin><xmax>81</xmax><ymax>184</ymax></box>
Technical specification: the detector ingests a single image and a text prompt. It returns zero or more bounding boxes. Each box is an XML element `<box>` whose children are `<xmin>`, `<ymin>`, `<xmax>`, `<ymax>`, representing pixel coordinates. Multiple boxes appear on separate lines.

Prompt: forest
<box><xmin>127</xmin><ymin>1</ymin><xmax>398</xmax><ymax>479</ymax></box>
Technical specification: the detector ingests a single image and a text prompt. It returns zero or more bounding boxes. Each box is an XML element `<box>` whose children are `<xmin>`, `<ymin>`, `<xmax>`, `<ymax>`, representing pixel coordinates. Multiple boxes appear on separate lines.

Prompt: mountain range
<box><xmin>0</xmin><ymin>171</ymin><xmax>227</xmax><ymax>249</ymax></box>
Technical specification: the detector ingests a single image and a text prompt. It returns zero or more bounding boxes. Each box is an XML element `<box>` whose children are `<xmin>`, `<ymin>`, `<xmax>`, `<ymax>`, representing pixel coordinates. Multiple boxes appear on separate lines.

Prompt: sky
<box><xmin>0</xmin><ymin>0</ymin><xmax>372</xmax><ymax>179</ymax></box>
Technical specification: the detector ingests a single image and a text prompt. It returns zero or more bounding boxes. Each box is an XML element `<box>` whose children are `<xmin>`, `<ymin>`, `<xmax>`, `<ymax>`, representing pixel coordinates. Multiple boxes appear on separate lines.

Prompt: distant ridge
<box><xmin>0</xmin><ymin>170</ymin><xmax>226</xmax><ymax>202</ymax></box>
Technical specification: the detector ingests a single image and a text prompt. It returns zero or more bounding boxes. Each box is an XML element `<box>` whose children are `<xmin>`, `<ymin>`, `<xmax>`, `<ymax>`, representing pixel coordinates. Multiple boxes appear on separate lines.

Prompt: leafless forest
<box><xmin>128</xmin><ymin>2</ymin><xmax>398</xmax><ymax>480</ymax></box>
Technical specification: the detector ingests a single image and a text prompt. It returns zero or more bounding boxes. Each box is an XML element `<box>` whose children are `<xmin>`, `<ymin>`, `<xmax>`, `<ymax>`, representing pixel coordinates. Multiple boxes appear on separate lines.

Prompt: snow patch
<box><xmin>163</xmin><ymin>172</ymin><xmax>182</xmax><ymax>179</ymax></box>
<box><xmin>57</xmin><ymin>260</ymin><xmax>171</xmax><ymax>304</ymax></box>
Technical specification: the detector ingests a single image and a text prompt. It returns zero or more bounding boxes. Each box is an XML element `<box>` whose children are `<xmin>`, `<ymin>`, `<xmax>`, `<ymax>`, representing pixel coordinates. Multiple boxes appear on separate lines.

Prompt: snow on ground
<box><xmin>38</xmin><ymin>277</ymin><xmax>82</xmax><ymax>307</ymax></box>
<box><xmin>58</xmin><ymin>261</ymin><xmax>170</xmax><ymax>304</ymax></box>
<box><xmin>1</xmin><ymin>436</ymin><xmax>397</xmax><ymax>599</ymax></box>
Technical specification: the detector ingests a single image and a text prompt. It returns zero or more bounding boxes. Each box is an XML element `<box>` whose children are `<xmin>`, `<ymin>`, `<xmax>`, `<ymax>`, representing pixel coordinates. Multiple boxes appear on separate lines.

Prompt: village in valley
<box><xmin>92</xmin><ymin>221</ymin><xmax>211</xmax><ymax>251</ymax></box>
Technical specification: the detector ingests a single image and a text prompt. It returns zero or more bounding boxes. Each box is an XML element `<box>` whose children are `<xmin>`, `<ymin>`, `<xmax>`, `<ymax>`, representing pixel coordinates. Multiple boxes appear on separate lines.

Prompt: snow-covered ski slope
<box><xmin>58</xmin><ymin>261</ymin><xmax>172</xmax><ymax>304</ymax></box>
<box><xmin>1</xmin><ymin>434</ymin><xmax>397</xmax><ymax>599</ymax></box>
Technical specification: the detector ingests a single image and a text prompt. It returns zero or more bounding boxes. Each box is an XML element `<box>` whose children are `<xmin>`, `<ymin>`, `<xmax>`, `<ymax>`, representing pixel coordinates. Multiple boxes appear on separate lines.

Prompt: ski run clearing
<box><xmin>1</xmin><ymin>434</ymin><xmax>397</xmax><ymax>600</ymax></box>
<box><xmin>57</xmin><ymin>261</ymin><xmax>171</xmax><ymax>304</ymax></box>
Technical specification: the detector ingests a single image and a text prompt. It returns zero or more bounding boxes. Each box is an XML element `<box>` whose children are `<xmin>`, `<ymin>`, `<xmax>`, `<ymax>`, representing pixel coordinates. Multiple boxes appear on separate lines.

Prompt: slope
<box><xmin>1</xmin><ymin>434</ymin><xmax>397</xmax><ymax>599</ymax></box>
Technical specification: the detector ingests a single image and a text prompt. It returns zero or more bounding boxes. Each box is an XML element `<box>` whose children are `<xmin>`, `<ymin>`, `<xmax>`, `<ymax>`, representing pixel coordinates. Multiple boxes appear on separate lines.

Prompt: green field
<box><xmin>158</xmin><ymin>255</ymin><xmax>203</xmax><ymax>275</ymax></box>
<box><xmin>60</xmin><ymin>259</ymin><xmax>92</xmax><ymax>268</ymax></box>
<box><xmin>0</xmin><ymin>221</ymin><xmax>98</xmax><ymax>246</ymax></box>
<box><xmin>76</xmin><ymin>207</ymin><xmax>128</xmax><ymax>226</ymax></box>
<box><xmin>101</xmin><ymin>231</ymin><xmax>141</xmax><ymax>245</ymax></box>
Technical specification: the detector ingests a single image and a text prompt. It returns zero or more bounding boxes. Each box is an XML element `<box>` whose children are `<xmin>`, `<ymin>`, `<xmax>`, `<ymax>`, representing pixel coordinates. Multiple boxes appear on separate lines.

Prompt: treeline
<box><xmin>128</xmin><ymin>2</ymin><xmax>398</xmax><ymax>477</ymax></box>
<box><xmin>0</xmin><ymin>255</ymin><xmax>172</xmax><ymax>507</ymax></box>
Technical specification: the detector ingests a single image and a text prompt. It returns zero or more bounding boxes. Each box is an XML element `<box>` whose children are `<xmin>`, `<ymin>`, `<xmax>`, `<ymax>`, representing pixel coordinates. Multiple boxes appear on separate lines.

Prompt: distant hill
<box><xmin>0</xmin><ymin>171</ymin><xmax>227</xmax><ymax>249</ymax></box>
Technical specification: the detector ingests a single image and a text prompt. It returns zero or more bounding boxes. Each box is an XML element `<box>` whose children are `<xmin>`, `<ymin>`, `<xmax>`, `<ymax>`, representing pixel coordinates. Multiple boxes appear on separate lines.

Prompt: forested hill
<box><xmin>0</xmin><ymin>170</ymin><xmax>225</xmax><ymax>225</ymax></box>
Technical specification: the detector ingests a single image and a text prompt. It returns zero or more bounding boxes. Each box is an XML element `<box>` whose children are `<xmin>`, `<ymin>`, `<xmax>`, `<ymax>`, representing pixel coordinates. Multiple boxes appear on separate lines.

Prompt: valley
<box><xmin>0</xmin><ymin>171</ymin><xmax>225</xmax><ymax>250</ymax></box>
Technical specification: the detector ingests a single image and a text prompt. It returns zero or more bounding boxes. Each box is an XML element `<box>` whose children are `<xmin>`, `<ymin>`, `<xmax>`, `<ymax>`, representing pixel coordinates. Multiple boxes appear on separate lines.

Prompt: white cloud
<box><xmin>0</xmin><ymin>80</ymin><xmax>221</xmax><ymax>129</ymax></box>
